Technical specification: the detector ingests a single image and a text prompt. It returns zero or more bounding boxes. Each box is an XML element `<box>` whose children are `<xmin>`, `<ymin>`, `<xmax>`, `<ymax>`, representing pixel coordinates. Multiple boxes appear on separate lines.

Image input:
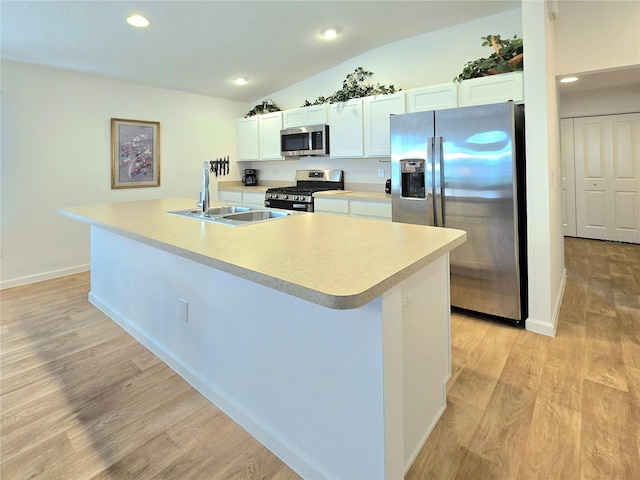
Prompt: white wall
<box><xmin>243</xmin><ymin>8</ymin><xmax>523</xmax><ymax>185</ymax></box>
<box><xmin>1</xmin><ymin>61</ymin><xmax>247</xmax><ymax>288</ymax></box>
<box><xmin>522</xmin><ymin>1</ymin><xmax>566</xmax><ymax>336</ymax></box>
<box><xmin>554</xmin><ymin>0</ymin><xmax>640</xmax><ymax>76</ymax></box>
<box><xmin>559</xmin><ymin>84</ymin><xmax>640</xmax><ymax>118</ymax></box>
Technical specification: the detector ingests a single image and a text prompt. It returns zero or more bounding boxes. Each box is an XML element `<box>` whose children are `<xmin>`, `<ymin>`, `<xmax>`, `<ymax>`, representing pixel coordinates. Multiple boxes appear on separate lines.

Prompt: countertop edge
<box><xmin>58</xmin><ymin>203</ymin><xmax>466</xmax><ymax>310</ymax></box>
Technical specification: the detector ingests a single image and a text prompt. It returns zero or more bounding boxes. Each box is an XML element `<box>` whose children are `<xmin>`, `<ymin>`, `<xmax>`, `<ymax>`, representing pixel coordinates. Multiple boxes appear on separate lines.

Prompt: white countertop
<box><xmin>59</xmin><ymin>198</ymin><xmax>465</xmax><ymax>309</ymax></box>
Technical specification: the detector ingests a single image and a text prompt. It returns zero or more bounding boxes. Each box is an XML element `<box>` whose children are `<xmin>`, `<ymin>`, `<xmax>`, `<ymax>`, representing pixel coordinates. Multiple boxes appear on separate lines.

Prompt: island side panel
<box><xmin>399</xmin><ymin>254</ymin><xmax>451</xmax><ymax>470</ymax></box>
<box><xmin>88</xmin><ymin>226</ymin><xmax>389</xmax><ymax>479</ymax></box>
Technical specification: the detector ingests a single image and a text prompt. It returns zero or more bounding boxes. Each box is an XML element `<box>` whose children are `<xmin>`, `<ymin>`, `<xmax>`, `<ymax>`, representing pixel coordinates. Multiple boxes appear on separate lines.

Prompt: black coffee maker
<box><xmin>242</xmin><ymin>169</ymin><xmax>258</xmax><ymax>186</ymax></box>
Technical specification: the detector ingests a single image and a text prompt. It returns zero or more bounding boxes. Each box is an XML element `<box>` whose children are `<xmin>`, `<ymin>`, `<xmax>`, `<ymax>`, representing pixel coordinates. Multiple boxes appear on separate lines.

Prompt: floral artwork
<box><xmin>111</xmin><ymin>119</ymin><xmax>160</xmax><ymax>188</ymax></box>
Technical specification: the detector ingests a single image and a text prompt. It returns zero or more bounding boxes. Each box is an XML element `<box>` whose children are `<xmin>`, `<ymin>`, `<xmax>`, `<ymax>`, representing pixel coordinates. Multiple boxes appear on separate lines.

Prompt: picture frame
<box><xmin>111</xmin><ymin>118</ymin><xmax>161</xmax><ymax>189</ymax></box>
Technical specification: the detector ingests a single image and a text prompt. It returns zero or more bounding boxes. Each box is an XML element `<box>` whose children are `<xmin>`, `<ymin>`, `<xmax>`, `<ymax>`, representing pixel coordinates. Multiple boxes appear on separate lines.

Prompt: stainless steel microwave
<box><xmin>280</xmin><ymin>124</ymin><xmax>329</xmax><ymax>157</ymax></box>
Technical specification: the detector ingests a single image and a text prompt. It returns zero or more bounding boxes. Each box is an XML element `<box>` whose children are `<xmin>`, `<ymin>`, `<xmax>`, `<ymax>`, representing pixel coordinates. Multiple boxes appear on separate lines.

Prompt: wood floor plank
<box><xmin>583</xmin><ymin>311</ymin><xmax>628</xmax><ymax>391</ymax></box>
<box><xmin>405</xmin><ymin>399</ymin><xmax>483</xmax><ymax>480</ymax></box>
<box><xmin>467</xmin><ymin>381</ymin><xmax>538</xmax><ymax>474</ymax></box>
<box><xmin>447</xmin><ymin>324</ymin><xmax>519</xmax><ymax>410</ymax></box>
<box><xmin>538</xmin><ymin>321</ymin><xmax>585</xmax><ymax>411</ymax></box>
<box><xmin>88</xmin><ymin>431</ymin><xmax>185</xmax><ymax>480</ymax></box>
<box><xmin>580</xmin><ymin>379</ymin><xmax>640</xmax><ymax>479</ymax></box>
<box><xmin>518</xmin><ymin>396</ymin><xmax>581</xmax><ymax>479</ymax></box>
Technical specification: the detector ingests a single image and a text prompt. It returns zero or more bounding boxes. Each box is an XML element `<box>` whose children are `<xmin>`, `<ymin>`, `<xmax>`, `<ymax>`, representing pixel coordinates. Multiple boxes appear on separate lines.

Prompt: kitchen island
<box><xmin>59</xmin><ymin>198</ymin><xmax>466</xmax><ymax>479</ymax></box>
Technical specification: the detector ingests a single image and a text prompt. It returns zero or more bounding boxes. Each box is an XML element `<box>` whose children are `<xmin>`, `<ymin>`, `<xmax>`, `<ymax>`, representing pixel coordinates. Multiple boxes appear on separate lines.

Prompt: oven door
<box><xmin>265</xmin><ymin>198</ymin><xmax>313</xmax><ymax>212</ymax></box>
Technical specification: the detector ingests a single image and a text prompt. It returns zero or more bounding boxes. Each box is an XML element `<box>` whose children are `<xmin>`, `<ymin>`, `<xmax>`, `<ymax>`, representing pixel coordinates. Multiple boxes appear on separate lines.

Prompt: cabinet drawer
<box><xmin>350</xmin><ymin>201</ymin><xmax>392</xmax><ymax>220</ymax></box>
<box><xmin>314</xmin><ymin>198</ymin><xmax>349</xmax><ymax>215</ymax></box>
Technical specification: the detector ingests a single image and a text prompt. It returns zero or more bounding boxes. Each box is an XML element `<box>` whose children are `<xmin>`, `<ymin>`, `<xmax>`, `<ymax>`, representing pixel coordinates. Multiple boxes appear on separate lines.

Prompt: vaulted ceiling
<box><xmin>1</xmin><ymin>1</ymin><xmax>521</xmax><ymax>102</ymax></box>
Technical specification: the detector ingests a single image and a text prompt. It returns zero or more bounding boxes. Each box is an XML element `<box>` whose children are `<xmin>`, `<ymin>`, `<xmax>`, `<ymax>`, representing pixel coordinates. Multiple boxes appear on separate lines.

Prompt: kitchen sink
<box><xmin>221</xmin><ymin>210</ymin><xmax>290</xmax><ymax>222</ymax></box>
<box><xmin>167</xmin><ymin>205</ymin><xmax>297</xmax><ymax>226</ymax></box>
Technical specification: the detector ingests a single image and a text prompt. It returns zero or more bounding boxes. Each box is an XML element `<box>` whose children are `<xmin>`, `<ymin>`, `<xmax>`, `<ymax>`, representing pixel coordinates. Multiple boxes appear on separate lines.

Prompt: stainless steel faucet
<box><xmin>197</xmin><ymin>161</ymin><xmax>210</xmax><ymax>216</ymax></box>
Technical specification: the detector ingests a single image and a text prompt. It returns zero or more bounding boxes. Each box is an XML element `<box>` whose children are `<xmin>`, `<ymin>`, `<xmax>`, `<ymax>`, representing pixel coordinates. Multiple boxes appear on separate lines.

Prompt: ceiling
<box><xmin>557</xmin><ymin>66</ymin><xmax>640</xmax><ymax>94</ymax></box>
<box><xmin>1</xmin><ymin>0</ymin><xmax>521</xmax><ymax>103</ymax></box>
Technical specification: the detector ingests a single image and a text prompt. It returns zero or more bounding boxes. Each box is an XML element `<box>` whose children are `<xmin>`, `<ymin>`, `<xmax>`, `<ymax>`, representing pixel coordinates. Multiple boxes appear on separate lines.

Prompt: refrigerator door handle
<box><xmin>427</xmin><ymin>136</ymin><xmax>437</xmax><ymax>224</ymax></box>
<box><xmin>435</xmin><ymin>136</ymin><xmax>445</xmax><ymax>227</ymax></box>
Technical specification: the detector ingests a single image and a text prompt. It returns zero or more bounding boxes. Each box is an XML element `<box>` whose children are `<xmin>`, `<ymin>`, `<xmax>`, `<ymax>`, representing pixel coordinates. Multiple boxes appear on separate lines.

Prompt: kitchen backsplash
<box><xmin>238</xmin><ymin>157</ymin><xmax>390</xmax><ymax>189</ymax></box>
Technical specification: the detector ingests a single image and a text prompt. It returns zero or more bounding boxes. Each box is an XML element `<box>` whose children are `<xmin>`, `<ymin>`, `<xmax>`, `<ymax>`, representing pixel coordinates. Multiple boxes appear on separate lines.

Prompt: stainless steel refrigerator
<box><xmin>390</xmin><ymin>101</ymin><xmax>527</xmax><ymax>325</ymax></box>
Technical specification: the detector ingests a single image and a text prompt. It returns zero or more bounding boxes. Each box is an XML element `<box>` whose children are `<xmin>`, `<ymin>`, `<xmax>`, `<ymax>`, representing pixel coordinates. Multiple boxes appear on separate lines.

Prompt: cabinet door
<box><xmin>243</xmin><ymin>192</ymin><xmax>266</xmax><ymax>208</ymax></box>
<box><xmin>406</xmin><ymin>84</ymin><xmax>457</xmax><ymax>112</ymax></box>
<box><xmin>560</xmin><ymin>119</ymin><xmax>577</xmax><ymax>236</ymax></box>
<box><xmin>363</xmin><ymin>92</ymin><xmax>406</xmax><ymax>157</ymax></box>
<box><xmin>236</xmin><ymin>117</ymin><xmax>259</xmax><ymax>160</ymax></box>
<box><xmin>259</xmin><ymin>112</ymin><xmax>283</xmax><ymax>160</ymax></box>
<box><xmin>219</xmin><ymin>190</ymin><xmax>243</xmax><ymax>204</ymax></box>
<box><xmin>457</xmin><ymin>72</ymin><xmax>524</xmax><ymax>107</ymax></box>
<box><xmin>283</xmin><ymin>105</ymin><xmax>328</xmax><ymax>128</ymax></box>
<box><xmin>574</xmin><ymin>113</ymin><xmax>640</xmax><ymax>243</ymax></box>
<box><xmin>328</xmin><ymin>99</ymin><xmax>364</xmax><ymax>158</ymax></box>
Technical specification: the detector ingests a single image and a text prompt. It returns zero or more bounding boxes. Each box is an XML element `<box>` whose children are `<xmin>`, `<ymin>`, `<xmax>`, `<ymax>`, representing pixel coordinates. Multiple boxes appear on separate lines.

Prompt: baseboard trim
<box><xmin>525</xmin><ymin>268</ymin><xmax>567</xmax><ymax>337</ymax></box>
<box><xmin>1</xmin><ymin>264</ymin><xmax>90</xmax><ymax>290</ymax></box>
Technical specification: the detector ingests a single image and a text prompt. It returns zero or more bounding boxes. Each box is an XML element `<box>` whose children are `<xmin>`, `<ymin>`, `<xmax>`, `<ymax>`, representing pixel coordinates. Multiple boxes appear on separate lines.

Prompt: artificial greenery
<box><xmin>301</xmin><ymin>67</ymin><xmax>400</xmax><ymax>107</ymax></box>
<box><xmin>453</xmin><ymin>34</ymin><xmax>523</xmax><ymax>83</ymax></box>
<box><xmin>245</xmin><ymin>98</ymin><xmax>281</xmax><ymax>117</ymax></box>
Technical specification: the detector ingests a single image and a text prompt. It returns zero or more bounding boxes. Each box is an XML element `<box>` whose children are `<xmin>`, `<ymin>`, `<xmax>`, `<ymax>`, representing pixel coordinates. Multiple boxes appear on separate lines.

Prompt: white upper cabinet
<box><xmin>237</xmin><ymin>112</ymin><xmax>284</xmax><ymax>161</ymax></box>
<box><xmin>457</xmin><ymin>71</ymin><xmax>524</xmax><ymax>107</ymax></box>
<box><xmin>328</xmin><ymin>99</ymin><xmax>364</xmax><ymax>158</ymax></box>
<box><xmin>405</xmin><ymin>83</ymin><xmax>457</xmax><ymax>112</ymax></box>
<box><xmin>236</xmin><ymin>116</ymin><xmax>260</xmax><ymax>161</ymax></box>
<box><xmin>258</xmin><ymin>111</ymin><xmax>284</xmax><ymax>160</ymax></box>
<box><xmin>363</xmin><ymin>92</ymin><xmax>406</xmax><ymax>157</ymax></box>
<box><xmin>282</xmin><ymin>104</ymin><xmax>328</xmax><ymax>128</ymax></box>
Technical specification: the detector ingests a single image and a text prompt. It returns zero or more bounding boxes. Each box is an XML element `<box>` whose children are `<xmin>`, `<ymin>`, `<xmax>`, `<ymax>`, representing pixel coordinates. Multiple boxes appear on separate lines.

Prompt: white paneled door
<box><xmin>560</xmin><ymin>118</ymin><xmax>577</xmax><ymax>236</ymax></box>
<box><xmin>574</xmin><ymin>113</ymin><xmax>640</xmax><ymax>244</ymax></box>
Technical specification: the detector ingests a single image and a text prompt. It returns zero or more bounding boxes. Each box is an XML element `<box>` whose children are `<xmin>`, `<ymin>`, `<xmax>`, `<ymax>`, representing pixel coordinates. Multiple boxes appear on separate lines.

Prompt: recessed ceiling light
<box><xmin>233</xmin><ymin>77</ymin><xmax>248</xmax><ymax>86</ymax></box>
<box><xmin>560</xmin><ymin>76</ymin><xmax>579</xmax><ymax>83</ymax></box>
<box><xmin>321</xmin><ymin>28</ymin><xmax>340</xmax><ymax>39</ymax></box>
<box><xmin>127</xmin><ymin>14</ymin><xmax>150</xmax><ymax>28</ymax></box>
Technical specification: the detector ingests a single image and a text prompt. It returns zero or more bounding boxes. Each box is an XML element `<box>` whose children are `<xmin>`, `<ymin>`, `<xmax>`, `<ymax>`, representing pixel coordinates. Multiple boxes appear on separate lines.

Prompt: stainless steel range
<box><xmin>264</xmin><ymin>169</ymin><xmax>344</xmax><ymax>212</ymax></box>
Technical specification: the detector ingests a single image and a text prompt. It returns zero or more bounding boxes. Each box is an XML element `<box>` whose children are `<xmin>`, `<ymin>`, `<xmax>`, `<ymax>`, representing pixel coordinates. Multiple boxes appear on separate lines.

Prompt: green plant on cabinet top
<box><xmin>302</xmin><ymin>67</ymin><xmax>401</xmax><ymax>107</ymax></box>
<box><xmin>454</xmin><ymin>34</ymin><xmax>523</xmax><ymax>83</ymax></box>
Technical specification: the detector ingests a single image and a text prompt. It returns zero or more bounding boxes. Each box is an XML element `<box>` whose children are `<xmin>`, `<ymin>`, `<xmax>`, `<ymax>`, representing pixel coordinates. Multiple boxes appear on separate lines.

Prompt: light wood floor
<box><xmin>1</xmin><ymin>237</ymin><xmax>639</xmax><ymax>479</ymax></box>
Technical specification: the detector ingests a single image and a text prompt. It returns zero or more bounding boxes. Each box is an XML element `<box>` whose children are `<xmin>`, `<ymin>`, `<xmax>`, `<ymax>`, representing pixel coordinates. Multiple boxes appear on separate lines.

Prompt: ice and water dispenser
<box><xmin>400</xmin><ymin>159</ymin><xmax>427</xmax><ymax>199</ymax></box>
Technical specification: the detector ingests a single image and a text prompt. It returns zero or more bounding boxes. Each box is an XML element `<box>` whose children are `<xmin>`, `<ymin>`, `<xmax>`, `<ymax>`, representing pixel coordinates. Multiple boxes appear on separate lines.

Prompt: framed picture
<box><xmin>111</xmin><ymin>118</ymin><xmax>160</xmax><ymax>189</ymax></box>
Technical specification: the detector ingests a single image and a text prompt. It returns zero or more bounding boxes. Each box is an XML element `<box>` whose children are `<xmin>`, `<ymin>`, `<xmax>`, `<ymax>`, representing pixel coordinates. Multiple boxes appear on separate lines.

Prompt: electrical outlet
<box><xmin>401</xmin><ymin>295</ymin><xmax>413</xmax><ymax>314</ymax></box>
<box><xmin>179</xmin><ymin>298</ymin><xmax>189</xmax><ymax>323</ymax></box>
<box><xmin>378</xmin><ymin>168</ymin><xmax>385</xmax><ymax>178</ymax></box>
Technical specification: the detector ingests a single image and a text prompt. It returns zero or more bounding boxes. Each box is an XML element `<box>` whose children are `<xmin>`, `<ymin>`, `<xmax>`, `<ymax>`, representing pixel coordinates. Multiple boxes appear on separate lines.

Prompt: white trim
<box><xmin>1</xmin><ymin>264</ymin><xmax>90</xmax><ymax>290</ymax></box>
<box><xmin>525</xmin><ymin>268</ymin><xmax>567</xmax><ymax>337</ymax></box>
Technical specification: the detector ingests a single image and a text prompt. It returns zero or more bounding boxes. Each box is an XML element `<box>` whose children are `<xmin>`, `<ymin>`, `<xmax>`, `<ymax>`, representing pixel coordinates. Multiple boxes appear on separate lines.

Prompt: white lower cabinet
<box><xmin>314</xmin><ymin>198</ymin><xmax>350</xmax><ymax>216</ymax></box>
<box><xmin>315</xmin><ymin>198</ymin><xmax>391</xmax><ymax>221</ymax></box>
<box><xmin>349</xmin><ymin>201</ymin><xmax>392</xmax><ymax>221</ymax></box>
<box><xmin>219</xmin><ymin>190</ymin><xmax>265</xmax><ymax>208</ymax></box>
<box><xmin>242</xmin><ymin>192</ymin><xmax>267</xmax><ymax>208</ymax></box>
<box><xmin>219</xmin><ymin>190</ymin><xmax>243</xmax><ymax>204</ymax></box>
